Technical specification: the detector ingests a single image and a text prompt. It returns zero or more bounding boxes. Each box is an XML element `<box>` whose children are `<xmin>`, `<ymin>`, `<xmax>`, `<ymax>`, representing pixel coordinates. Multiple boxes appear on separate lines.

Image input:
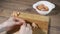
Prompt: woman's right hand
<box><xmin>19</xmin><ymin>23</ymin><xmax>32</xmax><ymax>34</ymax></box>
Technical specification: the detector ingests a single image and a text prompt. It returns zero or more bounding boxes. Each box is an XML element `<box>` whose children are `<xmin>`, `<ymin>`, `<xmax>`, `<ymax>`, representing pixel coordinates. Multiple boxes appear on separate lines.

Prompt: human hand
<box><xmin>2</xmin><ymin>16</ymin><xmax>25</xmax><ymax>31</ymax></box>
<box><xmin>19</xmin><ymin>23</ymin><xmax>32</xmax><ymax>34</ymax></box>
<box><xmin>3</xmin><ymin>16</ymin><xmax>25</xmax><ymax>26</ymax></box>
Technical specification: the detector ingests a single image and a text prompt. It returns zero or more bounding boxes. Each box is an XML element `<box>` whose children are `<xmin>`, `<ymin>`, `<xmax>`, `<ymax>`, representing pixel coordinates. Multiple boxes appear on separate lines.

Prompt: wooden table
<box><xmin>0</xmin><ymin>0</ymin><xmax>60</xmax><ymax>34</ymax></box>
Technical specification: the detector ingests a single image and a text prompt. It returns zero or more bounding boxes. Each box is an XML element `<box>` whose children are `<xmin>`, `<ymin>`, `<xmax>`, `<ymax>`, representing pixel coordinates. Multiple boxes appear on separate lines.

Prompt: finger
<box><xmin>26</xmin><ymin>24</ymin><xmax>32</xmax><ymax>29</ymax></box>
<box><xmin>13</xmin><ymin>17</ymin><xmax>25</xmax><ymax>25</ymax></box>
<box><xmin>14</xmin><ymin>17</ymin><xmax>25</xmax><ymax>23</ymax></box>
<box><xmin>20</xmin><ymin>23</ymin><xmax>27</xmax><ymax>28</ymax></box>
<box><xmin>25</xmin><ymin>24</ymin><xmax>32</xmax><ymax>34</ymax></box>
<box><xmin>19</xmin><ymin>23</ymin><xmax>27</xmax><ymax>34</ymax></box>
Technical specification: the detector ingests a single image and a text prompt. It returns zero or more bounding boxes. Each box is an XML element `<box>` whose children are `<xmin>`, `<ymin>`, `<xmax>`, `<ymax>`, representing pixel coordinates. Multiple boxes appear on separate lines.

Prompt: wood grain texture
<box><xmin>12</xmin><ymin>12</ymin><xmax>49</xmax><ymax>34</ymax></box>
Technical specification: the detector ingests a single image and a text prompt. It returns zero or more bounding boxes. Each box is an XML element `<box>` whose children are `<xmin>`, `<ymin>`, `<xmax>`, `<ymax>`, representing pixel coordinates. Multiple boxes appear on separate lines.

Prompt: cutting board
<box><xmin>0</xmin><ymin>12</ymin><xmax>49</xmax><ymax>34</ymax></box>
<box><xmin>13</xmin><ymin>12</ymin><xmax>49</xmax><ymax>34</ymax></box>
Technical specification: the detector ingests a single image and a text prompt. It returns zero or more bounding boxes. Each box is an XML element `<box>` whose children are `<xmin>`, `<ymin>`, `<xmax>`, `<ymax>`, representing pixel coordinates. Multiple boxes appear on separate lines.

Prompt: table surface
<box><xmin>0</xmin><ymin>0</ymin><xmax>60</xmax><ymax>34</ymax></box>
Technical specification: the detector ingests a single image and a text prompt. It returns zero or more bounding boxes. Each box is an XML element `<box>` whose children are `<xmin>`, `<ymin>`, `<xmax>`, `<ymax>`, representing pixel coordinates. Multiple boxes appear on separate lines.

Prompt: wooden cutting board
<box><xmin>13</xmin><ymin>12</ymin><xmax>49</xmax><ymax>34</ymax></box>
<box><xmin>0</xmin><ymin>12</ymin><xmax>49</xmax><ymax>34</ymax></box>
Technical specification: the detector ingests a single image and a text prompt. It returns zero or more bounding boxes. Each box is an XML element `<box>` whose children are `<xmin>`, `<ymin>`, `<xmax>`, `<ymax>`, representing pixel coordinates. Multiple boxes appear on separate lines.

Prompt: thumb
<box><xmin>19</xmin><ymin>23</ymin><xmax>27</xmax><ymax>34</ymax></box>
<box><xmin>26</xmin><ymin>24</ymin><xmax>32</xmax><ymax>34</ymax></box>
